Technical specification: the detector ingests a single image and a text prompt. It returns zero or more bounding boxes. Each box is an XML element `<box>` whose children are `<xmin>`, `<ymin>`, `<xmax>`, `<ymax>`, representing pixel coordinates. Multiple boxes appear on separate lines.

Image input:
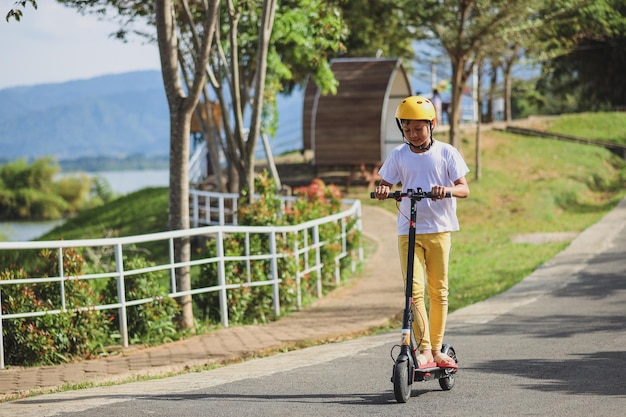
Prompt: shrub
<box><xmin>0</xmin><ymin>249</ymin><xmax>108</xmax><ymax>366</ymax></box>
<box><xmin>101</xmin><ymin>256</ymin><xmax>181</xmax><ymax>345</ymax></box>
<box><xmin>194</xmin><ymin>174</ymin><xmax>359</xmax><ymax>326</ymax></box>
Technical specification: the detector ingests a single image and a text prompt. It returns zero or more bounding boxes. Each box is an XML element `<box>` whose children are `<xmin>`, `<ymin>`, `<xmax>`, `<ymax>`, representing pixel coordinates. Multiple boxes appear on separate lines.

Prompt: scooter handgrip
<box><xmin>369</xmin><ymin>192</ymin><xmax>398</xmax><ymax>199</ymax></box>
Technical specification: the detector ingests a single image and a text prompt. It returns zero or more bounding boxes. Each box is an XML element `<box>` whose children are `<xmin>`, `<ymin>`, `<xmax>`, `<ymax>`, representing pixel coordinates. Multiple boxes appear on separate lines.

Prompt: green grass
<box><xmin>545</xmin><ymin>112</ymin><xmax>626</xmax><ymax>143</ymax></box>
<box><xmin>39</xmin><ymin>187</ymin><xmax>170</xmax><ymax>240</ymax></box>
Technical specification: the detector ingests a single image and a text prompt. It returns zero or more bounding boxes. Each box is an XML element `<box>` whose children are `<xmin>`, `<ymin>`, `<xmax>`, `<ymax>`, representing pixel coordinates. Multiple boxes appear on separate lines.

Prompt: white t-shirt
<box><xmin>378</xmin><ymin>141</ymin><xmax>469</xmax><ymax>235</ymax></box>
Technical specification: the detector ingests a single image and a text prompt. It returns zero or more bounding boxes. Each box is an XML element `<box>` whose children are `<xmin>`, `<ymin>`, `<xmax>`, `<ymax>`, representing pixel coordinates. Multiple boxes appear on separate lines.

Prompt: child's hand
<box><xmin>374</xmin><ymin>184</ymin><xmax>391</xmax><ymax>200</ymax></box>
<box><xmin>430</xmin><ymin>185</ymin><xmax>447</xmax><ymax>201</ymax></box>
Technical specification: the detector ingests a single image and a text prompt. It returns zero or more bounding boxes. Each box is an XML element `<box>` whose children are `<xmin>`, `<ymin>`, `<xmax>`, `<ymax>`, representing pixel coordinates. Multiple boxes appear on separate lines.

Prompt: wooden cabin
<box><xmin>302</xmin><ymin>58</ymin><xmax>413</xmax><ymax>169</ymax></box>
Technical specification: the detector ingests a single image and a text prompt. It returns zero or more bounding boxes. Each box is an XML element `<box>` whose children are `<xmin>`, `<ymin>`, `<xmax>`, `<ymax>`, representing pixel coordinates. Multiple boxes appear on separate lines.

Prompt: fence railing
<box><xmin>0</xmin><ymin>192</ymin><xmax>363</xmax><ymax>369</ymax></box>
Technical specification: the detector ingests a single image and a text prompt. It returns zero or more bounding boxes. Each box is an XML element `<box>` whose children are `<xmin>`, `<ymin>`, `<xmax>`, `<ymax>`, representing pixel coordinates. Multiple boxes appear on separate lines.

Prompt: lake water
<box><xmin>89</xmin><ymin>169</ymin><xmax>170</xmax><ymax>194</ymax></box>
<box><xmin>0</xmin><ymin>169</ymin><xmax>169</xmax><ymax>242</ymax></box>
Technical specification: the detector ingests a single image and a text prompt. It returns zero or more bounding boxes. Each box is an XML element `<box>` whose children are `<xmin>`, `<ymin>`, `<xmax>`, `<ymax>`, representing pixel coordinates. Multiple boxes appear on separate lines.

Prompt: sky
<box><xmin>0</xmin><ymin>1</ymin><xmax>161</xmax><ymax>90</ymax></box>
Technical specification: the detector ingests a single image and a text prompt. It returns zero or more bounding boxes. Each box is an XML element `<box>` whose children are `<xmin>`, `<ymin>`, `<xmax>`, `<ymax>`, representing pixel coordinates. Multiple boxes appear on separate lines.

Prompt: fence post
<box><xmin>314</xmin><ymin>225</ymin><xmax>322</xmax><ymax>298</ymax></box>
<box><xmin>218</xmin><ymin>196</ymin><xmax>225</xmax><ymax>226</ymax></box>
<box><xmin>58</xmin><ymin>247</ymin><xmax>66</xmax><ymax>311</ymax></box>
<box><xmin>245</xmin><ymin>232</ymin><xmax>251</xmax><ymax>283</ymax></box>
<box><xmin>357</xmin><ymin>202</ymin><xmax>364</xmax><ymax>262</ymax></box>
<box><xmin>294</xmin><ymin>236</ymin><xmax>302</xmax><ymax>309</ymax></box>
<box><xmin>114</xmin><ymin>243</ymin><xmax>129</xmax><ymax>348</ymax></box>
<box><xmin>270</xmin><ymin>231</ymin><xmax>281</xmax><ymax>317</ymax></box>
<box><xmin>168</xmin><ymin>238</ymin><xmax>177</xmax><ymax>293</ymax></box>
<box><xmin>334</xmin><ymin>218</ymin><xmax>345</xmax><ymax>284</ymax></box>
<box><xmin>191</xmin><ymin>191</ymin><xmax>199</xmax><ymax>228</ymax></box>
<box><xmin>217</xmin><ymin>231</ymin><xmax>229</xmax><ymax>328</ymax></box>
<box><xmin>0</xmin><ymin>288</ymin><xmax>4</xmax><ymax>369</ymax></box>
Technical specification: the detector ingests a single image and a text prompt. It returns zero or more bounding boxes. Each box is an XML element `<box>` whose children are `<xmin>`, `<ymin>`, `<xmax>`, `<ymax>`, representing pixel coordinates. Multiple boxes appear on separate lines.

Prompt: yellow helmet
<box><xmin>395</xmin><ymin>96</ymin><xmax>436</xmax><ymax>121</ymax></box>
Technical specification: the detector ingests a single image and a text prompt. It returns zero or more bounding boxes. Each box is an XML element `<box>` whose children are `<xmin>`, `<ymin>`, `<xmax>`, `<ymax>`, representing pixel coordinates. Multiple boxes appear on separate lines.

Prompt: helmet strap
<box><xmin>400</xmin><ymin>120</ymin><xmax>434</xmax><ymax>151</ymax></box>
<box><xmin>408</xmin><ymin>137</ymin><xmax>434</xmax><ymax>151</ymax></box>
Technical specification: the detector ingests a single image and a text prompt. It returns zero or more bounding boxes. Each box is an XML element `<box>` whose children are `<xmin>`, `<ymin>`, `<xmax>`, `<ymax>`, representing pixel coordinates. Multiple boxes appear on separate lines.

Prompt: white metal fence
<box><xmin>0</xmin><ymin>192</ymin><xmax>362</xmax><ymax>369</ymax></box>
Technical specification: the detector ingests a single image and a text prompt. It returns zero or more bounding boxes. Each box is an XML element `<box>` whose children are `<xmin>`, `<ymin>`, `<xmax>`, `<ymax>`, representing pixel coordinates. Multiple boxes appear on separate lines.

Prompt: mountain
<box><xmin>0</xmin><ymin>70</ymin><xmax>304</xmax><ymax>165</ymax></box>
<box><xmin>0</xmin><ymin>71</ymin><xmax>169</xmax><ymax>161</ymax></box>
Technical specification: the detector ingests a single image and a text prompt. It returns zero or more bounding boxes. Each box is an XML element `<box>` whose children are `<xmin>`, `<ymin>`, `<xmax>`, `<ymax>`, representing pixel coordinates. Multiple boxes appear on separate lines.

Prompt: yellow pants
<box><xmin>398</xmin><ymin>232</ymin><xmax>451</xmax><ymax>352</ymax></box>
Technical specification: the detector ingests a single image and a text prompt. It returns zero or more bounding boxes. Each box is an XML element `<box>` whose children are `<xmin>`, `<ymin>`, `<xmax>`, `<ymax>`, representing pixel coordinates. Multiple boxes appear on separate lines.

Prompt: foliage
<box><xmin>534</xmin><ymin>0</ymin><xmax>626</xmax><ymax>111</ymax></box>
<box><xmin>55</xmin><ymin>173</ymin><xmax>92</xmax><ymax>213</ymax></box>
<box><xmin>0</xmin><ymin>248</ymin><xmax>108</xmax><ymax>366</ymax></box>
<box><xmin>101</xmin><ymin>257</ymin><xmax>181</xmax><ymax>345</ymax></box>
<box><xmin>405</xmin><ymin>0</ymin><xmax>547</xmax><ymax>147</ymax></box>
<box><xmin>89</xmin><ymin>175</ymin><xmax>117</xmax><ymax>206</ymax></box>
<box><xmin>336</xmin><ymin>0</ymin><xmax>416</xmax><ymax>66</ymax></box>
<box><xmin>5</xmin><ymin>0</ymin><xmax>37</xmax><ymax>22</ymax></box>
<box><xmin>194</xmin><ymin>173</ymin><xmax>359</xmax><ymax>325</ymax></box>
<box><xmin>0</xmin><ymin>157</ymin><xmax>95</xmax><ymax>220</ymax></box>
<box><xmin>1</xmin><ymin>247</ymin><xmax>185</xmax><ymax>366</ymax></box>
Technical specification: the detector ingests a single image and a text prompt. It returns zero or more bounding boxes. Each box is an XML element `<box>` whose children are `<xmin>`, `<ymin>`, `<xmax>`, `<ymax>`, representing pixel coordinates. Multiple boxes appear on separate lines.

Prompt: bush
<box><xmin>1</xmin><ymin>249</ymin><xmax>182</xmax><ymax>367</ymax></box>
<box><xmin>101</xmin><ymin>256</ymin><xmax>181</xmax><ymax>345</ymax></box>
<box><xmin>0</xmin><ymin>157</ymin><xmax>96</xmax><ymax>220</ymax></box>
<box><xmin>0</xmin><ymin>249</ymin><xmax>109</xmax><ymax>366</ymax></box>
<box><xmin>194</xmin><ymin>173</ymin><xmax>360</xmax><ymax>326</ymax></box>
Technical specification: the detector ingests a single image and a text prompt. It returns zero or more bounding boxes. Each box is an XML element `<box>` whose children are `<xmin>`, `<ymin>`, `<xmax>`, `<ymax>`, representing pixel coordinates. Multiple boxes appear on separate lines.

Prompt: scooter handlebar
<box><xmin>369</xmin><ymin>189</ymin><xmax>452</xmax><ymax>200</ymax></box>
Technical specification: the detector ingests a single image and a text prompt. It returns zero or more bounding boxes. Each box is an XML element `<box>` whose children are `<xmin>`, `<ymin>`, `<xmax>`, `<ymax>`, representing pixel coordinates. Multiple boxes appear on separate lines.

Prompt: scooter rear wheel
<box><xmin>438</xmin><ymin>345</ymin><xmax>457</xmax><ymax>391</ymax></box>
<box><xmin>393</xmin><ymin>360</ymin><xmax>412</xmax><ymax>403</ymax></box>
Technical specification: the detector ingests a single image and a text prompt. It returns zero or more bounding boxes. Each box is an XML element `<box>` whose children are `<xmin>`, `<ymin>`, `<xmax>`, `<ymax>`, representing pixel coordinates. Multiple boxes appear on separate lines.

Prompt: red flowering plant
<box><xmin>196</xmin><ymin>174</ymin><xmax>357</xmax><ymax>326</ymax></box>
<box><xmin>286</xmin><ymin>179</ymin><xmax>352</xmax><ymax>296</ymax></box>
<box><xmin>289</xmin><ymin>178</ymin><xmax>342</xmax><ymax>221</ymax></box>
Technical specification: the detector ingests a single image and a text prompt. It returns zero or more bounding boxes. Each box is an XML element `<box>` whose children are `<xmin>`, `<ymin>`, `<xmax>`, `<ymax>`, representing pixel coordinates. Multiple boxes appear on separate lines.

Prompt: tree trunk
<box><xmin>504</xmin><ymin>68</ymin><xmax>513</xmax><ymax>122</ymax></box>
<box><xmin>448</xmin><ymin>59</ymin><xmax>462</xmax><ymax>149</ymax></box>
<box><xmin>156</xmin><ymin>0</ymin><xmax>219</xmax><ymax>330</ymax></box>
<box><xmin>503</xmin><ymin>44</ymin><xmax>520</xmax><ymax>122</ymax></box>
<box><xmin>487</xmin><ymin>59</ymin><xmax>499</xmax><ymax>123</ymax></box>
<box><xmin>448</xmin><ymin>54</ymin><xmax>472</xmax><ymax>151</ymax></box>
<box><xmin>242</xmin><ymin>0</ymin><xmax>278</xmax><ymax>203</ymax></box>
<box><xmin>475</xmin><ymin>59</ymin><xmax>484</xmax><ymax>181</ymax></box>
<box><xmin>169</xmin><ymin>108</ymin><xmax>194</xmax><ymax>329</ymax></box>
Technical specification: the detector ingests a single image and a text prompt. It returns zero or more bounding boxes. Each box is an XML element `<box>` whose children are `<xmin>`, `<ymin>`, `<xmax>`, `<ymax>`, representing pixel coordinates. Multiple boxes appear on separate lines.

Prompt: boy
<box><xmin>374</xmin><ymin>95</ymin><xmax>469</xmax><ymax>368</ymax></box>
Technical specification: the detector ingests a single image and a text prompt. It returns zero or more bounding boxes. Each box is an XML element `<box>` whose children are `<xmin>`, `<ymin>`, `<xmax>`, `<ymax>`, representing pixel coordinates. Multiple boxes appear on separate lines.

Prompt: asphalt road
<box><xmin>2</xmin><ymin>200</ymin><xmax>625</xmax><ymax>417</ymax></box>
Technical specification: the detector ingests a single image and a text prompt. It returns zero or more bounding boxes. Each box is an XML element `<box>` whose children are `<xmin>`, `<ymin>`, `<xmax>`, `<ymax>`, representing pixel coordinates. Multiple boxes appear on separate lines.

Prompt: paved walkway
<box><xmin>0</xmin><ymin>204</ymin><xmax>405</xmax><ymax>401</ymax></box>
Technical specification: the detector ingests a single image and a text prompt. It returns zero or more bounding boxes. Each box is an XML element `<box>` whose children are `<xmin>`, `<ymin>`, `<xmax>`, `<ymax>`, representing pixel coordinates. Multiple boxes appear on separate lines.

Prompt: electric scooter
<box><xmin>370</xmin><ymin>188</ymin><xmax>458</xmax><ymax>403</ymax></box>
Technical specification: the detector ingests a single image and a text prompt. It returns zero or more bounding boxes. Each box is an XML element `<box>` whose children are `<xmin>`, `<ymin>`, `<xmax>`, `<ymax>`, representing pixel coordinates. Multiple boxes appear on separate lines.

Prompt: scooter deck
<box><xmin>414</xmin><ymin>365</ymin><xmax>457</xmax><ymax>382</ymax></box>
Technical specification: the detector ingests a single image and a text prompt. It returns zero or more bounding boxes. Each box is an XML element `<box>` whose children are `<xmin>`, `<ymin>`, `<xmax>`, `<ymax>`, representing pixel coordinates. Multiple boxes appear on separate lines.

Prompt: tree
<box><xmin>56</xmin><ymin>0</ymin><xmax>344</xmax><ymax>329</ymax></box>
<box><xmin>198</xmin><ymin>1</ymin><xmax>343</xmax><ymax>199</ymax></box>
<box><xmin>407</xmin><ymin>1</ymin><xmax>546</xmax><ymax>150</ymax></box>
<box><xmin>532</xmin><ymin>0</ymin><xmax>626</xmax><ymax>111</ymax></box>
<box><xmin>155</xmin><ymin>1</ymin><xmax>220</xmax><ymax>329</ymax></box>
<box><xmin>337</xmin><ymin>0</ymin><xmax>416</xmax><ymax>63</ymax></box>
<box><xmin>56</xmin><ymin>0</ymin><xmax>219</xmax><ymax>329</ymax></box>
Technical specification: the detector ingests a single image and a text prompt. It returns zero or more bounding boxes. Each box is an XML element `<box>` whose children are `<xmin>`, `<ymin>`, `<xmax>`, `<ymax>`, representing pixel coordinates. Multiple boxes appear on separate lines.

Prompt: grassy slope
<box><xmin>357</xmin><ymin>112</ymin><xmax>626</xmax><ymax>311</ymax></box>
<box><xmin>40</xmin><ymin>187</ymin><xmax>170</xmax><ymax>240</ymax></box>
<box><xmin>40</xmin><ymin>113</ymin><xmax>626</xmax><ymax>314</ymax></box>
<box><xmin>449</xmin><ymin>129</ymin><xmax>624</xmax><ymax>310</ymax></box>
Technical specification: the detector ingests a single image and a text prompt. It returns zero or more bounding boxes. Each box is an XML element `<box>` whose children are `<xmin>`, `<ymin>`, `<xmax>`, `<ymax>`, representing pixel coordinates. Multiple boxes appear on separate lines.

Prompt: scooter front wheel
<box><xmin>393</xmin><ymin>360</ymin><xmax>412</xmax><ymax>403</ymax></box>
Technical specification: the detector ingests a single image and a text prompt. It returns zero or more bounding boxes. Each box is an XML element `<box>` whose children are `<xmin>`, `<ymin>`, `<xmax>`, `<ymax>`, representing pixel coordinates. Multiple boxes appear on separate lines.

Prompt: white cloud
<box><xmin>0</xmin><ymin>2</ymin><xmax>161</xmax><ymax>89</ymax></box>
